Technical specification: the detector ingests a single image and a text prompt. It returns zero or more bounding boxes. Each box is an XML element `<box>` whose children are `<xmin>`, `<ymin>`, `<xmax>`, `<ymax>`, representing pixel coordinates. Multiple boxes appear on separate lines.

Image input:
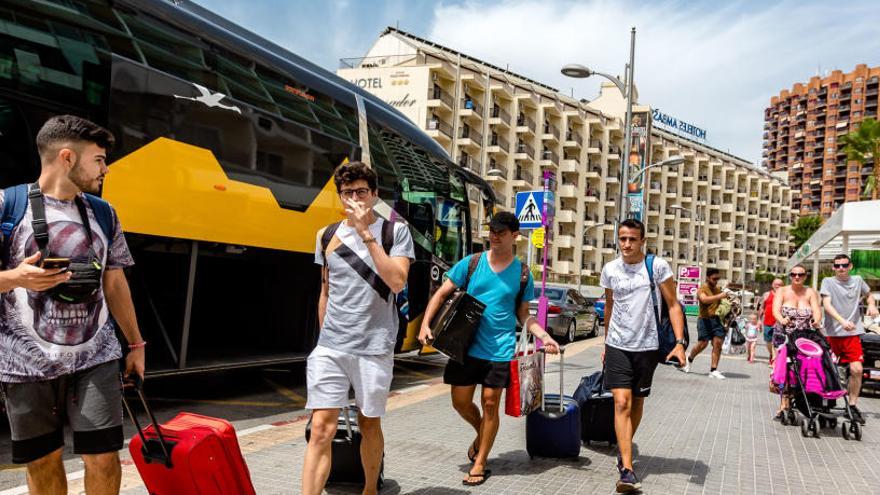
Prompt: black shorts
<box><xmin>1</xmin><ymin>360</ymin><xmax>124</xmax><ymax>464</ymax></box>
<box><xmin>443</xmin><ymin>354</ymin><xmax>510</xmax><ymax>389</ymax></box>
<box><xmin>603</xmin><ymin>345</ymin><xmax>660</xmax><ymax>397</ymax></box>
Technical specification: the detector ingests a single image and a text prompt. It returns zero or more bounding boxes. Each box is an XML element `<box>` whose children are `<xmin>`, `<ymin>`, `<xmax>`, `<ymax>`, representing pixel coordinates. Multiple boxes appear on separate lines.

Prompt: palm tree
<box><xmin>790</xmin><ymin>215</ymin><xmax>822</xmax><ymax>250</ymax></box>
<box><xmin>839</xmin><ymin>117</ymin><xmax>880</xmax><ymax>200</ymax></box>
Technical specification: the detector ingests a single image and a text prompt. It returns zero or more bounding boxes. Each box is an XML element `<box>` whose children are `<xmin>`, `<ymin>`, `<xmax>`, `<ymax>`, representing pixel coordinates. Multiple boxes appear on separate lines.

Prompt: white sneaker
<box><xmin>682</xmin><ymin>360</ymin><xmax>691</xmax><ymax>373</ymax></box>
<box><xmin>709</xmin><ymin>370</ymin><xmax>726</xmax><ymax>380</ymax></box>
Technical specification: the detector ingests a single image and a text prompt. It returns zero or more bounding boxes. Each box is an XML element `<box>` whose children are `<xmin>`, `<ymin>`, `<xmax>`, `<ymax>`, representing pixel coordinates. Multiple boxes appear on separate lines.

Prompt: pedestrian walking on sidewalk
<box><xmin>745</xmin><ymin>312</ymin><xmax>760</xmax><ymax>363</ymax></box>
<box><xmin>761</xmin><ymin>278</ymin><xmax>783</xmax><ymax>367</ymax></box>
<box><xmin>419</xmin><ymin>211</ymin><xmax>560</xmax><ymax>487</ymax></box>
<box><xmin>771</xmin><ymin>264</ymin><xmax>823</xmax><ymax>420</ymax></box>
<box><xmin>600</xmin><ymin>219</ymin><xmax>686</xmax><ymax>493</ymax></box>
<box><xmin>0</xmin><ymin>115</ymin><xmax>144</xmax><ymax>495</ymax></box>
<box><xmin>302</xmin><ymin>162</ymin><xmax>415</xmax><ymax>495</ymax></box>
<box><xmin>821</xmin><ymin>254</ymin><xmax>878</xmax><ymax>425</ymax></box>
<box><xmin>683</xmin><ymin>268</ymin><xmax>730</xmax><ymax>378</ymax></box>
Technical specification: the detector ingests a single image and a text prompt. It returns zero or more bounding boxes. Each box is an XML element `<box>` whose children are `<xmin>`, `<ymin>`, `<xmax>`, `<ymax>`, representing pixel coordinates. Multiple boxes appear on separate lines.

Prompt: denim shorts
<box><xmin>697</xmin><ymin>316</ymin><xmax>726</xmax><ymax>341</ymax></box>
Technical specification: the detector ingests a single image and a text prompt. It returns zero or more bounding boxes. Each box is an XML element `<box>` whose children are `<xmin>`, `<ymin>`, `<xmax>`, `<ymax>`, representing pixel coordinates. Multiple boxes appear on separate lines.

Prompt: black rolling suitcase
<box><xmin>305</xmin><ymin>406</ymin><xmax>384</xmax><ymax>488</ymax></box>
<box><xmin>573</xmin><ymin>371</ymin><xmax>617</xmax><ymax>445</ymax></box>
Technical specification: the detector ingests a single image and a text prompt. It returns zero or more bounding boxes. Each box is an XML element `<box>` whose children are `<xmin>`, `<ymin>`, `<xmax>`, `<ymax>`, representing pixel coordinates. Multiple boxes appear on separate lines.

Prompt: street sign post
<box><xmin>536</xmin><ymin>171</ymin><xmax>557</xmax><ymax>348</ymax></box>
<box><xmin>515</xmin><ymin>191</ymin><xmax>544</xmax><ymax>229</ymax></box>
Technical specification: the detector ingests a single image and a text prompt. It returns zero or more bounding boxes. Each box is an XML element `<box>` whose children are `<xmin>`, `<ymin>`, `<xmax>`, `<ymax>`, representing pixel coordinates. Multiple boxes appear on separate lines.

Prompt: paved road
<box><xmin>3</xmin><ymin>319</ymin><xmax>880</xmax><ymax>494</ymax></box>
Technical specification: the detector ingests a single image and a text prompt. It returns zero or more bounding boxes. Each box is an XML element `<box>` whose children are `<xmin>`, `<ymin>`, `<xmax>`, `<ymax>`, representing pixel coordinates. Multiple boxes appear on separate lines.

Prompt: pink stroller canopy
<box><xmin>795</xmin><ymin>338</ymin><xmax>823</xmax><ymax>357</ymax></box>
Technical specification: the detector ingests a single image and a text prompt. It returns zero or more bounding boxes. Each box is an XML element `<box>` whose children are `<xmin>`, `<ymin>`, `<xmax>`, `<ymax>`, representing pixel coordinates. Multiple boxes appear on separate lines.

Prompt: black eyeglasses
<box><xmin>339</xmin><ymin>188</ymin><xmax>371</xmax><ymax>198</ymax></box>
<box><xmin>789</xmin><ymin>272</ymin><xmax>806</xmax><ymax>278</ymax></box>
<box><xmin>833</xmin><ymin>263</ymin><xmax>850</xmax><ymax>269</ymax></box>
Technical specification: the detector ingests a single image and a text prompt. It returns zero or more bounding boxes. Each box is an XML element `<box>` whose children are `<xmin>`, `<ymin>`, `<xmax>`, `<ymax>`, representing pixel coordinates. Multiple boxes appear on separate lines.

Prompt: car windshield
<box><xmin>533</xmin><ymin>288</ymin><xmax>565</xmax><ymax>302</ymax></box>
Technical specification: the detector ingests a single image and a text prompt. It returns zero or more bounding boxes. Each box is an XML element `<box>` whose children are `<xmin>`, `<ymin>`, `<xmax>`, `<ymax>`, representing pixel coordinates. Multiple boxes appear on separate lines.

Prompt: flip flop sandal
<box><xmin>462</xmin><ymin>469</ymin><xmax>491</xmax><ymax>486</ymax></box>
<box><xmin>467</xmin><ymin>440</ymin><xmax>479</xmax><ymax>463</ymax></box>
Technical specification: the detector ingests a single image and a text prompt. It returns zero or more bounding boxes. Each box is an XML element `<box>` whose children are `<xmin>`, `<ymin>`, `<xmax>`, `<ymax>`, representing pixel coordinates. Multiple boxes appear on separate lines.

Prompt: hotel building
<box><xmin>340</xmin><ymin>28</ymin><xmax>793</xmax><ymax>284</ymax></box>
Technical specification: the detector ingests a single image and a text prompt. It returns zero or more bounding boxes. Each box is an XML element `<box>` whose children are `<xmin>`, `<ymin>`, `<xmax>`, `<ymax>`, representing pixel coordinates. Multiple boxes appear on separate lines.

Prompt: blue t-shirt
<box><xmin>446</xmin><ymin>253</ymin><xmax>535</xmax><ymax>362</ymax></box>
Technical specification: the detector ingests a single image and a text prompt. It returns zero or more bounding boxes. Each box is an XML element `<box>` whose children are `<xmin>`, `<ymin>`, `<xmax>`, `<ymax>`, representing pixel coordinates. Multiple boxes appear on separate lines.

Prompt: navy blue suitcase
<box><xmin>574</xmin><ymin>371</ymin><xmax>617</xmax><ymax>445</ymax></box>
<box><xmin>526</xmin><ymin>348</ymin><xmax>582</xmax><ymax>459</ymax></box>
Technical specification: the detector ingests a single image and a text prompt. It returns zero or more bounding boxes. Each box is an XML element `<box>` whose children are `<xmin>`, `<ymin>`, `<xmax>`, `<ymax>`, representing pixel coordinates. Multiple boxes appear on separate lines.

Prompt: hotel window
<box><xmin>855</xmin><ymin>99</ymin><xmax>862</xmax><ymax>105</ymax></box>
<box><xmin>848</xmin><ymin>178</ymin><xmax>858</xmax><ymax>184</ymax></box>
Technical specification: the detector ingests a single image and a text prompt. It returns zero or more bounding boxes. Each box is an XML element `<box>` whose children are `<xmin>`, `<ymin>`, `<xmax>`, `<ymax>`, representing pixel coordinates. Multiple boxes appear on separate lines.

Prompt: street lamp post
<box><xmin>670</xmin><ymin>202</ymin><xmax>706</xmax><ymax>283</ymax></box>
<box><xmin>562</xmin><ymin>27</ymin><xmax>636</xmax><ymax>239</ymax></box>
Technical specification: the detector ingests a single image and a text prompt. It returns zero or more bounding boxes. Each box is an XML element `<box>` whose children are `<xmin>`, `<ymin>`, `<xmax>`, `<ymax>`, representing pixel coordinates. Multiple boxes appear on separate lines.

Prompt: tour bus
<box><xmin>0</xmin><ymin>0</ymin><xmax>495</xmax><ymax>375</ymax></box>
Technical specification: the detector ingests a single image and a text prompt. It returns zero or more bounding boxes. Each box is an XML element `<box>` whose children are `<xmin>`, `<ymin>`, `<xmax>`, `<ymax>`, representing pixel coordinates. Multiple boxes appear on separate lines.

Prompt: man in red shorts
<box><xmin>821</xmin><ymin>254</ymin><xmax>878</xmax><ymax>424</ymax></box>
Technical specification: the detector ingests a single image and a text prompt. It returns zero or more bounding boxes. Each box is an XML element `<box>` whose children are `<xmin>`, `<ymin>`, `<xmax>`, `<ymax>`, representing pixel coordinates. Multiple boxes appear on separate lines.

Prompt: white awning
<box><xmin>787</xmin><ymin>200</ymin><xmax>880</xmax><ymax>285</ymax></box>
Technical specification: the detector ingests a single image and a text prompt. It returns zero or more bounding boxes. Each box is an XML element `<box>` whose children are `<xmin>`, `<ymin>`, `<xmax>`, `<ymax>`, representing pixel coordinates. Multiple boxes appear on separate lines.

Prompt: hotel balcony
<box><xmin>558</xmin><ymin>184</ymin><xmax>578</xmax><ymax>198</ymax></box>
<box><xmin>538</xmin><ymin>149</ymin><xmax>559</xmax><ymax>169</ymax></box>
<box><xmin>457</xmin><ymin>126</ymin><xmax>482</xmax><ymax>150</ymax></box>
<box><xmin>511</xmin><ymin>167</ymin><xmax>534</xmax><ymax>189</ymax></box>
<box><xmin>425</xmin><ymin>116</ymin><xmax>453</xmax><ymax>142</ymax></box>
<box><xmin>513</xmin><ymin>141</ymin><xmax>535</xmax><ymax>161</ymax></box>
<box><xmin>489</xmin><ymin>106</ymin><xmax>512</xmax><ymax>128</ymax></box>
<box><xmin>459</xmin><ymin>97</ymin><xmax>483</xmax><ymax>120</ymax></box>
<box><xmin>426</xmin><ymin>87</ymin><xmax>454</xmax><ymax>111</ymax></box>
<box><xmin>541</xmin><ymin>123</ymin><xmax>561</xmax><ymax>143</ymax></box>
<box><xmin>485</xmin><ymin>163</ymin><xmax>508</xmax><ymax>183</ymax></box>
<box><xmin>556</xmin><ymin>209</ymin><xmax>576</xmax><ymax>224</ymax></box>
<box><xmin>515</xmin><ymin>115</ymin><xmax>537</xmax><ymax>135</ymax></box>
<box><xmin>560</xmin><ymin>158</ymin><xmax>579</xmax><ymax>173</ymax></box>
<box><xmin>563</xmin><ymin>131</ymin><xmax>583</xmax><ymax>148</ymax></box>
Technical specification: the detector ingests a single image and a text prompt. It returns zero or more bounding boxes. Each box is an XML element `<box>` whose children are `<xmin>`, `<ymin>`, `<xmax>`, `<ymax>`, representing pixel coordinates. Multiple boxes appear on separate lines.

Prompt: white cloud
<box><xmin>425</xmin><ymin>0</ymin><xmax>880</xmax><ymax>163</ymax></box>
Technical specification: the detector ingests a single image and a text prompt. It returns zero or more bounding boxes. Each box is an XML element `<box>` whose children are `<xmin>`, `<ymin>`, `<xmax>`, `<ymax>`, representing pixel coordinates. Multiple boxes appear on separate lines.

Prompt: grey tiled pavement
<box><xmin>117</xmin><ymin>322</ymin><xmax>880</xmax><ymax>495</ymax></box>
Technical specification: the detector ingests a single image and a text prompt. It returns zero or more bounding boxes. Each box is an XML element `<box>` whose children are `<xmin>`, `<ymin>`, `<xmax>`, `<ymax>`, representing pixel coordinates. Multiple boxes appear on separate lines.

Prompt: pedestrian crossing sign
<box><xmin>515</xmin><ymin>191</ymin><xmax>544</xmax><ymax>229</ymax></box>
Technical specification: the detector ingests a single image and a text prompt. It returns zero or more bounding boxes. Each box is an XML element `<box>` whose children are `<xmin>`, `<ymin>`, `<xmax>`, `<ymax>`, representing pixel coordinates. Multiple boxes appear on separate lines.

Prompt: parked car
<box><xmin>594</xmin><ymin>296</ymin><xmax>605</xmax><ymax>323</ymax></box>
<box><xmin>527</xmin><ymin>286</ymin><xmax>600</xmax><ymax>343</ymax></box>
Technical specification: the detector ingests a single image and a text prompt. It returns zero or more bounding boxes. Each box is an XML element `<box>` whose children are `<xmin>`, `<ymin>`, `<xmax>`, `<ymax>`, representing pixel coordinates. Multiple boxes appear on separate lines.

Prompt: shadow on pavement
<box><xmin>635</xmin><ymin>454</ymin><xmax>710</xmax><ymax>485</ymax></box>
<box><xmin>398</xmin><ymin>488</ymin><xmax>470</xmax><ymax>495</ymax></box>
<box><xmin>718</xmin><ymin>372</ymin><xmax>750</xmax><ymax>379</ymax></box>
<box><xmin>469</xmin><ymin>449</ymin><xmax>592</xmax><ymax>479</ymax></box>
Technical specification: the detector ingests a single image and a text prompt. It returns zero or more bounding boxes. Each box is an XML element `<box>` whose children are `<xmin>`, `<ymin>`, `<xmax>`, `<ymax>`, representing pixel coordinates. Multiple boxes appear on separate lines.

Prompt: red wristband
<box><xmin>128</xmin><ymin>341</ymin><xmax>147</xmax><ymax>349</ymax></box>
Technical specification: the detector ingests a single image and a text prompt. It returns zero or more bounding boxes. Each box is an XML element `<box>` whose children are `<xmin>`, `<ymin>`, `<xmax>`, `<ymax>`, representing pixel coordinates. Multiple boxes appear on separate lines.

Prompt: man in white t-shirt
<box><xmin>600</xmin><ymin>219</ymin><xmax>686</xmax><ymax>493</ymax></box>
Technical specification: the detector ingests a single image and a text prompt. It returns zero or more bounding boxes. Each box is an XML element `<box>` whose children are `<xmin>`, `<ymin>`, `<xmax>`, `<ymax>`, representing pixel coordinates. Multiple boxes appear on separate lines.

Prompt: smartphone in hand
<box><xmin>41</xmin><ymin>257</ymin><xmax>71</xmax><ymax>271</ymax></box>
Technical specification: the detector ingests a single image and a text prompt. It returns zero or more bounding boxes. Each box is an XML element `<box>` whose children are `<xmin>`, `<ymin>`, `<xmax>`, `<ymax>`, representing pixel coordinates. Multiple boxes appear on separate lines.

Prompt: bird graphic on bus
<box><xmin>173</xmin><ymin>83</ymin><xmax>242</xmax><ymax>114</ymax></box>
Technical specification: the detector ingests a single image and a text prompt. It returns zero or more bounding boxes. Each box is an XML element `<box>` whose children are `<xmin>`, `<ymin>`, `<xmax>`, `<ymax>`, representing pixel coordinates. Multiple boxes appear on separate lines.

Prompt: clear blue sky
<box><xmin>195</xmin><ymin>0</ymin><xmax>880</xmax><ymax>164</ymax></box>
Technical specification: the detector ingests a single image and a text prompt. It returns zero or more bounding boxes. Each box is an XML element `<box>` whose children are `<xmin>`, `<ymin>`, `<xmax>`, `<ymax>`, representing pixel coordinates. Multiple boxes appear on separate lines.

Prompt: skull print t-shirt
<box><xmin>0</xmin><ymin>190</ymin><xmax>134</xmax><ymax>383</ymax></box>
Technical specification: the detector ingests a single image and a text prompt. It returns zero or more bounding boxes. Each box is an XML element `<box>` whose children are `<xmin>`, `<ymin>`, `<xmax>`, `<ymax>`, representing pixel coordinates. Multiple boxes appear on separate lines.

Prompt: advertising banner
<box><xmin>626</xmin><ymin>111</ymin><xmax>651</xmax><ymax>221</ymax></box>
<box><xmin>677</xmin><ymin>265</ymin><xmax>701</xmax><ymax>316</ymax></box>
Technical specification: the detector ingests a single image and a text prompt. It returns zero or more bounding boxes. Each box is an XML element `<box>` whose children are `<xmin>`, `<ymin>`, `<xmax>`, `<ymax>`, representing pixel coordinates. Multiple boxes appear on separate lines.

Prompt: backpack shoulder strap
<box><xmin>515</xmin><ymin>259</ymin><xmax>529</xmax><ymax>310</ymax></box>
<box><xmin>381</xmin><ymin>219</ymin><xmax>394</xmax><ymax>255</ymax></box>
<box><xmin>320</xmin><ymin>221</ymin><xmax>342</xmax><ymax>266</ymax></box>
<box><xmin>1</xmin><ymin>184</ymin><xmax>29</xmax><ymax>240</ymax></box>
<box><xmin>463</xmin><ymin>252</ymin><xmax>482</xmax><ymax>291</ymax></box>
<box><xmin>645</xmin><ymin>254</ymin><xmax>661</xmax><ymax>328</ymax></box>
<box><xmin>83</xmin><ymin>194</ymin><xmax>116</xmax><ymax>246</ymax></box>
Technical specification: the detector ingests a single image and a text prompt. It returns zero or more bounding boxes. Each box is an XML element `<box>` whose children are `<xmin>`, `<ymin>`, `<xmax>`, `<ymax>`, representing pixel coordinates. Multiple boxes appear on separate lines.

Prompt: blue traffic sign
<box><xmin>515</xmin><ymin>191</ymin><xmax>544</xmax><ymax>229</ymax></box>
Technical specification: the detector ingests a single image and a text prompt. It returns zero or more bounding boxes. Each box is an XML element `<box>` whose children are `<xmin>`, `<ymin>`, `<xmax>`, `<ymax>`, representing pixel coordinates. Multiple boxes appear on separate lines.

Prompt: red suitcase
<box><xmin>123</xmin><ymin>379</ymin><xmax>256</xmax><ymax>495</ymax></box>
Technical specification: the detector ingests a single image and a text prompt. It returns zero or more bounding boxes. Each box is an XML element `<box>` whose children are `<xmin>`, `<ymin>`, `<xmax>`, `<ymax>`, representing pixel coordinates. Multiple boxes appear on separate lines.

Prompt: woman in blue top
<box><xmin>420</xmin><ymin>211</ymin><xmax>560</xmax><ymax>486</ymax></box>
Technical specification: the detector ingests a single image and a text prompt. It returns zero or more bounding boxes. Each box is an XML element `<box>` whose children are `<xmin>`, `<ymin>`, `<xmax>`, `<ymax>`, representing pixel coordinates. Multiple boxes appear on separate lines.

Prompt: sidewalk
<box><xmin>71</xmin><ymin>327</ymin><xmax>880</xmax><ymax>493</ymax></box>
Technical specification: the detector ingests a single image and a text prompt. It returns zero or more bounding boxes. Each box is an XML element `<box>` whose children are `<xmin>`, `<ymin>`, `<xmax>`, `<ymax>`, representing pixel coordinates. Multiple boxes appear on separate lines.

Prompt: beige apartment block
<box><xmin>339</xmin><ymin>27</ymin><xmax>793</xmax><ymax>285</ymax></box>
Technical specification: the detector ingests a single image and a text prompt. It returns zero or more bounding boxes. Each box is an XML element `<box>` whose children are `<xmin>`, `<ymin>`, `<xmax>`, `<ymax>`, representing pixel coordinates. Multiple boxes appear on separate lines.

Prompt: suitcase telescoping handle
<box><xmin>121</xmin><ymin>374</ymin><xmax>174</xmax><ymax>468</ymax></box>
<box><xmin>558</xmin><ymin>346</ymin><xmax>566</xmax><ymax>413</ymax></box>
<box><xmin>341</xmin><ymin>406</ymin><xmax>354</xmax><ymax>440</ymax></box>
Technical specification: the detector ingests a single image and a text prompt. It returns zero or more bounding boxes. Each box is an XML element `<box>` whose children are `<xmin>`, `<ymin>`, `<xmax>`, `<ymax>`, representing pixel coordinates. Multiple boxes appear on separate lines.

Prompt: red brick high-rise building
<box><xmin>763</xmin><ymin>64</ymin><xmax>879</xmax><ymax>218</ymax></box>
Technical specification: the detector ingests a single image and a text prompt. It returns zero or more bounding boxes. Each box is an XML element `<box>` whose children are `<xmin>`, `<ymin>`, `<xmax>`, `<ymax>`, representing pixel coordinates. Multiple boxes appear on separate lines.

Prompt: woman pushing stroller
<box><xmin>771</xmin><ymin>264</ymin><xmax>822</xmax><ymax>420</ymax></box>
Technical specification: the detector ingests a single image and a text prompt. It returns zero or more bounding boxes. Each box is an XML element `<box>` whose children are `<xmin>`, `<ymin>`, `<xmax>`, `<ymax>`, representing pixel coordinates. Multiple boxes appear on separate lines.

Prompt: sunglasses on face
<box><xmin>339</xmin><ymin>188</ymin><xmax>371</xmax><ymax>199</ymax></box>
<box><xmin>833</xmin><ymin>263</ymin><xmax>850</xmax><ymax>269</ymax></box>
<box><xmin>790</xmin><ymin>272</ymin><xmax>806</xmax><ymax>278</ymax></box>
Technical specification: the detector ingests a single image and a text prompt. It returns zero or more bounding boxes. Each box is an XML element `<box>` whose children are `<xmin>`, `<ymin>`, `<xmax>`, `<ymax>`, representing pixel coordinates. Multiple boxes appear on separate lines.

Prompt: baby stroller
<box><xmin>771</xmin><ymin>330</ymin><xmax>862</xmax><ymax>440</ymax></box>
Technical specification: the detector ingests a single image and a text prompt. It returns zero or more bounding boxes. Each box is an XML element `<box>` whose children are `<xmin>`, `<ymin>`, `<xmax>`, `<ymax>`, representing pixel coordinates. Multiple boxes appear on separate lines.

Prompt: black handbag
<box><xmin>428</xmin><ymin>254</ymin><xmax>486</xmax><ymax>364</ymax></box>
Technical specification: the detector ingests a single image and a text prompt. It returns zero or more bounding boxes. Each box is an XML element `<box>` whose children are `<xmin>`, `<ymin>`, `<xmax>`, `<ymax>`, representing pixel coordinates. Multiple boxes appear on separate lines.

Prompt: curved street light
<box><xmin>578</xmin><ymin>222</ymin><xmax>613</xmax><ymax>292</ymax></box>
<box><xmin>630</xmin><ymin>156</ymin><xmax>685</xmax><ymax>184</ymax></box>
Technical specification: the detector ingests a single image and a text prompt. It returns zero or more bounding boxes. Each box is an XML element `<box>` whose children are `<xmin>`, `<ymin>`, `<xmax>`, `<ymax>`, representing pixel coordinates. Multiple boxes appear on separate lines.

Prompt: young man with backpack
<box><xmin>0</xmin><ymin>115</ymin><xmax>143</xmax><ymax>494</ymax></box>
<box><xmin>302</xmin><ymin>161</ymin><xmax>414</xmax><ymax>495</ymax></box>
<box><xmin>683</xmin><ymin>267</ymin><xmax>730</xmax><ymax>378</ymax></box>
<box><xmin>418</xmin><ymin>211</ymin><xmax>560</xmax><ymax>487</ymax></box>
<box><xmin>600</xmin><ymin>219</ymin><xmax>685</xmax><ymax>493</ymax></box>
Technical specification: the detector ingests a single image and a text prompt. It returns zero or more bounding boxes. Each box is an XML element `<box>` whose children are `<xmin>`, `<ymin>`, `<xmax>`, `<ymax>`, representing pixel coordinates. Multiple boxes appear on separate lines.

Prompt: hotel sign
<box><xmin>337</xmin><ymin>66</ymin><xmax>430</xmax><ymax>126</ymax></box>
<box><xmin>652</xmin><ymin>109</ymin><xmax>707</xmax><ymax>140</ymax></box>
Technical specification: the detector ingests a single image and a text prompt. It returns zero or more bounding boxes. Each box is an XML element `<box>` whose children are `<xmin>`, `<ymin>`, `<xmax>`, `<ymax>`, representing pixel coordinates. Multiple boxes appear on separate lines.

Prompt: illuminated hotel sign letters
<box><xmin>652</xmin><ymin>109</ymin><xmax>707</xmax><ymax>140</ymax></box>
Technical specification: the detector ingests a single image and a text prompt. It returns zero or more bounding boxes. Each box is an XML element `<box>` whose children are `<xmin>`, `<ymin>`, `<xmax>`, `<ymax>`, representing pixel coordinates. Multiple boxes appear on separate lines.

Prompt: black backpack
<box><xmin>645</xmin><ymin>254</ymin><xmax>689</xmax><ymax>363</ymax></box>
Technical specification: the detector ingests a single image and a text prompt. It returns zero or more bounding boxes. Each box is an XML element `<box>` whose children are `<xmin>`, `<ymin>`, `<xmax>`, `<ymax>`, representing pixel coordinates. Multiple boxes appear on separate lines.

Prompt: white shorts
<box><xmin>305</xmin><ymin>345</ymin><xmax>394</xmax><ymax>418</ymax></box>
